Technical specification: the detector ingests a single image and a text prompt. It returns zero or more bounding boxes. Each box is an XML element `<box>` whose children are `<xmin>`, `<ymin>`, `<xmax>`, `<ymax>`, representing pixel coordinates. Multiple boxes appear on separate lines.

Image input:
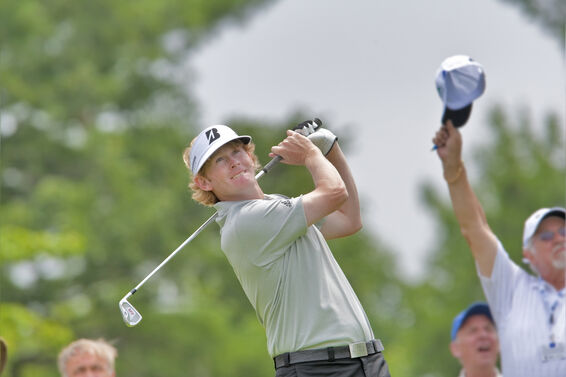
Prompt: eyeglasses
<box><xmin>535</xmin><ymin>227</ymin><xmax>566</xmax><ymax>242</ymax></box>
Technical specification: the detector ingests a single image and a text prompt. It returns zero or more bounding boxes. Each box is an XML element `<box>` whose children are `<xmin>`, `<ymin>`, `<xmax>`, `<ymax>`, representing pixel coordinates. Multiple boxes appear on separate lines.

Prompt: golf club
<box><xmin>119</xmin><ymin>119</ymin><xmax>322</xmax><ymax>326</ymax></box>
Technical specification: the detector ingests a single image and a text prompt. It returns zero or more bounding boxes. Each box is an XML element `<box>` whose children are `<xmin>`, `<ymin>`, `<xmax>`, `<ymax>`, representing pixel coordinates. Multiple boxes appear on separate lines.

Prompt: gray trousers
<box><xmin>274</xmin><ymin>352</ymin><xmax>391</xmax><ymax>377</ymax></box>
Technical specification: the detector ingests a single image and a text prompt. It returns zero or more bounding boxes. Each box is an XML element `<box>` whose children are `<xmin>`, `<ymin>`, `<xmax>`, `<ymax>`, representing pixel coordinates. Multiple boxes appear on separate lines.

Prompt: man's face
<box><xmin>196</xmin><ymin>142</ymin><xmax>258</xmax><ymax>201</ymax></box>
<box><xmin>525</xmin><ymin>216</ymin><xmax>566</xmax><ymax>272</ymax></box>
<box><xmin>64</xmin><ymin>352</ymin><xmax>114</xmax><ymax>377</ymax></box>
<box><xmin>450</xmin><ymin>315</ymin><xmax>499</xmax><ymax>369</ymax></box>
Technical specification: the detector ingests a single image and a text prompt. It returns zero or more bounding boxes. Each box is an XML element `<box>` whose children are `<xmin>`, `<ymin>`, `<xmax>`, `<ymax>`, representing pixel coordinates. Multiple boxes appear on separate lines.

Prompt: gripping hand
<box><xmin>292</xmin><ymin>118</ymin><xmax>337</xmax><ymax>155</ymax></box>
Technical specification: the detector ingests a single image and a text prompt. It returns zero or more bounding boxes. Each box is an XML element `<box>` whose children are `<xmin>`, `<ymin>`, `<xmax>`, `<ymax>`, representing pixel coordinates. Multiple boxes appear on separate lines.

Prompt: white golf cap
<box><xmin>435</xmin><ymin>55</ymin><xmax>486</xmax><ymax>127</ymax></box>
<box><xmin>522</xmin><ymin>207</ymin><xmax>566</xmax><ymax>247</ymax></box>
<box><xmin>189</xmin><ymin>125</ymin><xmax>251</xmax><ymax>176</ymax></box>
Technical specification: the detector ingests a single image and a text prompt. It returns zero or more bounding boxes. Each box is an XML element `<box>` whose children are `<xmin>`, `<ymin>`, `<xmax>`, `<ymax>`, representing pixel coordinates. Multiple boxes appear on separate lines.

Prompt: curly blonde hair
<box><xmin>182</xmin><ymin>139</ymin><xmax>261</xmax><ymax>206</ymax></box>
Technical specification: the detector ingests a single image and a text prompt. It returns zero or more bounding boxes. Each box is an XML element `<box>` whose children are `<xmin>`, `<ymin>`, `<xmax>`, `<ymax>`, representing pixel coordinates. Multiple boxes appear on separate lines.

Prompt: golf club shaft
<box><xmin>125</xmin><ymin>154</ymin><xmax>283</xmax><ymax>298</ymax></box>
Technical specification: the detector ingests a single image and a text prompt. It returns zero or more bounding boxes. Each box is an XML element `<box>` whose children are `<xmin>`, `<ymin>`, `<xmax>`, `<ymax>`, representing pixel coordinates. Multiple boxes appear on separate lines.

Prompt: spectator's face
<box><xmin>450</xmin><ymin>315</ymin><xmax>499</xmax><ymax>369</ymax></box>
<box><xmin>64</xmin><ymin>352</ymin><xmax>114</xmax><ymax>377</ymax></box>
<box><xmin>528</xmin><ymin>216</ymin><xmax>566</xmax><ymax>271</ymax></box>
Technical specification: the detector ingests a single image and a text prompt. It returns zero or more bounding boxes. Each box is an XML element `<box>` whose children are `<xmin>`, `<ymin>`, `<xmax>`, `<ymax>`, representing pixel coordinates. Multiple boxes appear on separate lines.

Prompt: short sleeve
<box><xmin>478</xmin><ymin>239</ymin><xmax>523</xmax><ymax>324</ymax></box>
<box><xmin>220</xmin><ymin>196</ymin><xmax>308</xmax><ymax>267</ymax></box>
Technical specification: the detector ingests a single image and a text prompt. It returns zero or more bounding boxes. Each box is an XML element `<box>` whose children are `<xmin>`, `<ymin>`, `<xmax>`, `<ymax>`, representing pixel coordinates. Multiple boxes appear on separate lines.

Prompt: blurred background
<box><xmin>0</xmin><ymin>0</ymin><xmax>564</xmax><ymax>376</ymax></box>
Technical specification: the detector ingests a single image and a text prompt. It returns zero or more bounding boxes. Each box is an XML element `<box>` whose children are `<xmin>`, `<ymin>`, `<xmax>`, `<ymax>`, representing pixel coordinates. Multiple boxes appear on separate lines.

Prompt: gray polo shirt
<box><xmin>214</xmin><ymin>194</ymin><xmax>374</xmax><ymax>358</ymax></box>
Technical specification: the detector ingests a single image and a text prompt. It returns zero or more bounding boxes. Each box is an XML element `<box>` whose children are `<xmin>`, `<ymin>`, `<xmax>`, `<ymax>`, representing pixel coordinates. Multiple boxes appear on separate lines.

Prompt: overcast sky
<box><xmin>187</xmin><ymin>0</ymin><xmax>565</xmax><ymax>279</ymax></box>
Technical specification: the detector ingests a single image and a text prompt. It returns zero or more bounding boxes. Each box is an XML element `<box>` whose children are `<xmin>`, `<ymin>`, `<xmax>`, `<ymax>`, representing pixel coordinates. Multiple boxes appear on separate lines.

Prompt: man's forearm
<box><xmin>325</xmin><ymin>143</ymin><xmax>362</xmax><ymax>230</ymax></box>
<box><xmin>445</xmin><ymin>162</ymin><xmax>498</xmax><ymax>276</ymax></box>
<box><xmin>445</xmin><ymin>163</ymin><xmax>487</xmax><ymax>232</ymax></box>
<box><xmin>305</xmin><ymin>148</ymin><xmax>346</xmax><ymax>200</ymax></box>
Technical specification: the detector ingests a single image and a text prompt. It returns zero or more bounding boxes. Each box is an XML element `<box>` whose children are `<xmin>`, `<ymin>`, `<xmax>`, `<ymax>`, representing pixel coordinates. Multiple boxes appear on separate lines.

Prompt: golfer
<box><xmin>183</xmin><ymin>122</ymin><xmax>390</xmax><ymax>376</ymax></box>
<box><xmin>433</xmin><ymin>120</ymin><xmax>565</xmax><ymax>376</ymax></box>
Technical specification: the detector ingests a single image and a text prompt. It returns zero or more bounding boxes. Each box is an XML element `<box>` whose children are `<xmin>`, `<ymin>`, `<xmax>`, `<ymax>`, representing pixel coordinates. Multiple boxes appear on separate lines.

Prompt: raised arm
<box><xmin>269</xmin><ymin>130</ymin><xmax>354</xmax><ymax>238</ymax></box>
<box><xmin>316</xmin><ymin>142</ymin><xmax>362</xmax><ymax>239</ymax></box>
<box><xmin>433</xmin><ymin>121</ymin><xmax>499</xmax><ymax>277</ymax></box>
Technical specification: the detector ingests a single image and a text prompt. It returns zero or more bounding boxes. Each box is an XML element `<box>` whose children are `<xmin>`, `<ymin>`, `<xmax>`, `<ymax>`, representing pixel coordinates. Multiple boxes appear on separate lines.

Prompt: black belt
<box><xmin>274</xmin><ymin>339</ymin><xmax>384</xmax><ymax>369</ymax></box>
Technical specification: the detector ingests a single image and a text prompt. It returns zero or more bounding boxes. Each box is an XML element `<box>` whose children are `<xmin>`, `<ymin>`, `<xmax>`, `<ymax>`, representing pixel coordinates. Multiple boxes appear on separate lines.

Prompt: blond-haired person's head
<box><xmin>183</xmin><ymin>125</ymin><xmax>260</xmax><ymax>206</ymax></box>
<box><xmin>58</xmin><ymin>338</ymin><xmax>117</xmax><ymax>377</ymax></box>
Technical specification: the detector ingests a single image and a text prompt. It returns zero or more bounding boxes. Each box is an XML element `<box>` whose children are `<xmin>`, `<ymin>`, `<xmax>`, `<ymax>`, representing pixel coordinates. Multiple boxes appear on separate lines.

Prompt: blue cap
<box><xmin>451</xmin><ymin>302</ymin><xmax>494</xmax><ymax>341</ymax></box>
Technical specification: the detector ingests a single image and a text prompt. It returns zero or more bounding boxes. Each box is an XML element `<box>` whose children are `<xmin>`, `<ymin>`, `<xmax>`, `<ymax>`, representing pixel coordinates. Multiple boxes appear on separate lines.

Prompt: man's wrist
<box><xmin>444</xmin><ymin>161</ymin><xmax>464</xmax><ymax>184</ymax></box>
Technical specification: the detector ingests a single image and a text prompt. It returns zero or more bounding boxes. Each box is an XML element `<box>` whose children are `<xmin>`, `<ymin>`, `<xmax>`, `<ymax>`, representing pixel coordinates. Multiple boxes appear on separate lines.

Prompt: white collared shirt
<box><xmin>478</xmin><ymin>240</ymin><xmax>566</xmax><ymax>377</ymax></box>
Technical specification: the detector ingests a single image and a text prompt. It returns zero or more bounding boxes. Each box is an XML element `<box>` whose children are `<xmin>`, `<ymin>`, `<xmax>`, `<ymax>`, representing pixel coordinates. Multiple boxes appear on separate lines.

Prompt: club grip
<box><xmin>258</xmin><ymin>118</ymin><xmax>322</xmax><ymax>177</ymax></box>
<box><xmin>261</xmin><ymin>155</ymin><xmax>282</xmax><ymax>174</ymax></box>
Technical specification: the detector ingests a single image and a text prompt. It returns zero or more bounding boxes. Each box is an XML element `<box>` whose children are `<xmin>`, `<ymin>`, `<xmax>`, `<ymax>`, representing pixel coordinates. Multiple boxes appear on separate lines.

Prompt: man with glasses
<box><xmin>432</xmin><ymin>120</ymin><xmax>565</xmax><ymax>377</ymax></box>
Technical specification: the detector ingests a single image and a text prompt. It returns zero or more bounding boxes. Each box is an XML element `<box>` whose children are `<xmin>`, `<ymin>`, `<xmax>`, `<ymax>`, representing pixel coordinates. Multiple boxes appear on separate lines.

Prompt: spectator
<box><xmin>450</xmin><ymin>302</ymin><xmax>501</xmax><ymax>377</ymax></box>
<box><xmin>432</xmin><ymin>120</ymin><xmax>565</xmax><ymax>376</ymax></box>
<box><xmin>57</xmin><ymin>338</ymin><xmax>117</xmax><ymax>377</ymax></box>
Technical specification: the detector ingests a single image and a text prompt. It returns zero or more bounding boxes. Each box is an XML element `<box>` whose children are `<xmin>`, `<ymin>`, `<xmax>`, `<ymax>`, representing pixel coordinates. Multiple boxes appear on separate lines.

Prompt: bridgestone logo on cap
<box><xmin>206</xmin><ymin>128</ymin><xmax>221</xmax><ymax>144</ymax></box>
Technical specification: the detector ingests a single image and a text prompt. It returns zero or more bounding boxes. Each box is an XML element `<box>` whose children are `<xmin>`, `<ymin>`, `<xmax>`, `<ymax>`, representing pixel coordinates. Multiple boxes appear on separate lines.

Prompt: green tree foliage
<box><xmin>395</xmin><ymin>106</ymin><xmax>565</xmax><ymax>377</ymax></box>
<box><xmin>498</xmin><ymin>0</ymin><xmax>566</xmax><ymax>46</ymax></box>
<box><xmin>1</xmin><ymin>115</ymin><xmax>402</xmax><ymax>376</ymax></box>
<box><xmin>0</xmin><ymin>0</ymin><xmax>301</xmax><ymax>376</ymax></box>
<box><xmin>3</xmin><ymin>0</ymin><xmax>563</xmax><ymax>376</ymax></box>
<box><xmin>1</xmin><ymin>28</ymin><xmax>403</xmax><ymax>371</ymax></box>
<box><xmin>0</xmin><ymin>0</ymin><xmax>275</xmax><ymax>130</ymax></box>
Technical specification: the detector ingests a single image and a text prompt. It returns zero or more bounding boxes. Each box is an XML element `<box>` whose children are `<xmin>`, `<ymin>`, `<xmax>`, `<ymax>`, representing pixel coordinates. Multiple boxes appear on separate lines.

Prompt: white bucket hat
<box><xmin>522</xmin><ymin>207</ymin><xmax>566</xmax><ymax>247</ymax></box>
<box><xmin>435</xmin><ymin>55</ymin><xmax>486</xmax><ymax>127</ymax></box>
<box><xmin>189</xmin><ymin>125</ymin><xmax>251</xmax><ymax>176</ymax></box>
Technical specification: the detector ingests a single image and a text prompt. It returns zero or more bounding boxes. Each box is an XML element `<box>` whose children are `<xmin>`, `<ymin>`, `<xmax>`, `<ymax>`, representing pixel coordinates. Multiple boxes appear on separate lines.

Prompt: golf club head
<box><xmin>119</xmin><ymin>298</ymin><xmax>142</xmax><ymax>327</ymax></box>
